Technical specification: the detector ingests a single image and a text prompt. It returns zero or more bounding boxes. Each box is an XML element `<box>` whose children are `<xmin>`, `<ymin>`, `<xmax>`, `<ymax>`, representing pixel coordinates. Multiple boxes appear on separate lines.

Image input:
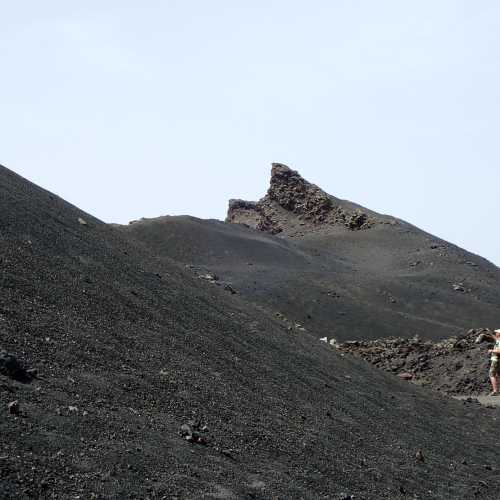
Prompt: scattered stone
<box><xmin>453</xmin><ymin>283</ymin><xmax>465</xmax><ymax>292</ymax></box>
<box><xmin>223</xmin><ymin>284</ymin><xmax>237</xmax><ymax>294</ymax></box>
<box><xmin>319</xmin><ymin>337</ymin><xmax>328</xmax><ymax>343</ymax></box>
<box><xmin>398</xmin><ymin>372</ymin><xmax>413</xmax><ymax>380</ymax></box>
<box><xmin>7</xmin><ymin>400</ymin><xmax>20</xmax><ymax>415</ymax></box>
<box><xmin>180</xmin><ymin>423</ymin><xmax>192</xmax><ymax>436</ymax></box>
<box><xmin>221</xmin><ymin>449</ymin><xmax>234</xmax><ymax>459</ymax></box>
<box><xmin>179</xmin><ymin>420</ymin><xmax>207</xmax><ymax>445</ymax></box>
<box><xmin>329</xmin><ymin>338</ymin><xmax>340</xmax><ymax>348</ymax></box>
<box><xmin>200</xmin><ymin>273</ymin><xmax>218</xmax><ymax>282</ymax></box>
<box><xmin>0</xmin><ymin>351</ymin><xmax>31</xmax><ymax>382</ymax></box>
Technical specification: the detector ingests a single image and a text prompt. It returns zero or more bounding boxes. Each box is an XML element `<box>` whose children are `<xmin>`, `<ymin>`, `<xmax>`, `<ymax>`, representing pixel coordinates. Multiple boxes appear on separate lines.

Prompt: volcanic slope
<box><xmin>121</xmin><ymin>164</ymin><xmax>500</xmax><ymax>342</ymax></box>
<box><xmin>3</xmin><ymin>164</ymin><xmax>500</xmax><ymax>500</ymax></box>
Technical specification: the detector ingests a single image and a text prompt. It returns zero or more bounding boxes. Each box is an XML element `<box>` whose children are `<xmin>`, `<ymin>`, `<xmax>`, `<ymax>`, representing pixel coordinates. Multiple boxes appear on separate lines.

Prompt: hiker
<box><xmin>475</xmin><ymin>329</ymin><xmax>500</xmax><ymax>395</ymax></box>
<box><xmin>486</xmin><ymin>329</ymin><xmax>500</xmax><ymax>396</ymax></box>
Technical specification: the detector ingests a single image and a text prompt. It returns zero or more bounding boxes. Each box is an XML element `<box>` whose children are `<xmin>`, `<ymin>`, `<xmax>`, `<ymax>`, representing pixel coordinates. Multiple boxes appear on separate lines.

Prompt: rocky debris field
<box><xmin>337</xmin><ymin>329</ymin><xmax>496</xmax><ymax>396</ymax></box>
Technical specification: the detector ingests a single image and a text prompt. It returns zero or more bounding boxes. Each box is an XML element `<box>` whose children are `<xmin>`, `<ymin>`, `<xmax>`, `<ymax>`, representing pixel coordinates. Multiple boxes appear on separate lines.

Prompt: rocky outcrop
<box><xmin>266</xmin><ymin>164</ymin><xmax>334</xmax><ymax>222</ymax></box>
<box><xmin>226</xmin><ymin>163</ymin><xmax>374</xmax><ymax>235</ymax></box>
<box><xmin>226</xmin><ymin>199</ymin><xmax>282</xmax><ymax>234</ymax></box>
<box><xmin>226</xmin><ymin>200</ymin><xmax>262</xmax><ymax>228</ymax></box>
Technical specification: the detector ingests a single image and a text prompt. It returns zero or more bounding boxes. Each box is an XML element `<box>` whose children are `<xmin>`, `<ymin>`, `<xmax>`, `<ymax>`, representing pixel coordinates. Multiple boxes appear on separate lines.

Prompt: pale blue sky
<box><xmin>2</xmin><ymin>1</ymin><xmax>499</xmax><ymax>265</ymax></box>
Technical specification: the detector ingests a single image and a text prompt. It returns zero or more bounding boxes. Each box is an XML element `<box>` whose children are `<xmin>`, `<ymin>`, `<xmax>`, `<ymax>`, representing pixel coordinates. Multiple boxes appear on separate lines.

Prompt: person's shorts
<box><xmin>490</xmin><ymin>358</ymin><xmax>500</xmax><ymax>377</ymax></box>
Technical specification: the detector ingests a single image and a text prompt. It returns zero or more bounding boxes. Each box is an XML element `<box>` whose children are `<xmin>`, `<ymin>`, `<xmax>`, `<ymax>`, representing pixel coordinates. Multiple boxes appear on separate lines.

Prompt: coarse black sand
<box><xmin>1</xmin><ymin>164</ymin><xmax>500</xmax><ymax>499</ymax></box>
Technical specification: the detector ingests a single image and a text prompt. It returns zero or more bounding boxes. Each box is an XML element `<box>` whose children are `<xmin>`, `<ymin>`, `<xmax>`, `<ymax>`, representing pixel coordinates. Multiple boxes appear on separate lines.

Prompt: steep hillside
<box><xmin>122</xmin><ymin>164</ymin><xmax>500</xmax><ymax>342</ymax></box>
<box><xmin>2</xmin><ymin>164</ymin><xmax>500</xmax><ymax>499</ymax></box>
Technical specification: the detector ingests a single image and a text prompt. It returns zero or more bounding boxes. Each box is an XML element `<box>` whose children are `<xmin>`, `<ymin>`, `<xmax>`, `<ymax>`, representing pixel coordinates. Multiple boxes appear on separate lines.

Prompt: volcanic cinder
<box><xmin>1</xmin><ymin>163</ymin><xmax>500</xmax><ymax>499</ymax></box>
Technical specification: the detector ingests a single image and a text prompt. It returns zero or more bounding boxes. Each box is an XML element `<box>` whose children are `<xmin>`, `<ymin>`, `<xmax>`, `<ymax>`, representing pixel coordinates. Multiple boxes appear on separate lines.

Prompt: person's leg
<box><xmin>489</xmin><ymin>361</ymin><xmax>498</xmax><ymax>394</ymax></box>
<box><xmin>491</xmin><ymin>376</ymin><xmax>498</xmax><ymax>393</ymax></box>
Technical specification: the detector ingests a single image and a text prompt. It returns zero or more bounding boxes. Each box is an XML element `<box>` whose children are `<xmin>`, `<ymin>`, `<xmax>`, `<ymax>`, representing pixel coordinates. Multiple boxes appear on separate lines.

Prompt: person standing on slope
<box><xmin>475</xmin><ymin>329</ymin><xmax>500</xmax><ymax>395</ymax></box>
<box><xmin>486</xmin><ymin>329</ymin><xmax>500</xmax><ymax>396</ymax></box>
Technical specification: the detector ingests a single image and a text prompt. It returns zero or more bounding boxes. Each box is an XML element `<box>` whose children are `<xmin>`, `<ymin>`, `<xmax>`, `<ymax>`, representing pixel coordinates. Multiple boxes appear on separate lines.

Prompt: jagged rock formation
<box><xmin>226</xmin><ymin>163</ymin><xmax>375</xmax><ymax>235</ymax></box>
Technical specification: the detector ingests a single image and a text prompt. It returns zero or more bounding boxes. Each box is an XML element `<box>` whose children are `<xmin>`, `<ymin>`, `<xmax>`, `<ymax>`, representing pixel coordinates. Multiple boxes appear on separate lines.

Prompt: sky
<box><xmin>1</xmin><ymin>1</ymin><xmax>499</xmax><ymax>266</ymax></box>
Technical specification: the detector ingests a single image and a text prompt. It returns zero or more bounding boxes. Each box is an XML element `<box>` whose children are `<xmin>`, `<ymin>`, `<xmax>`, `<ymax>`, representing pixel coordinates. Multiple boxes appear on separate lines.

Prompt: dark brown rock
<box><xmin>226</xmin><ymin>163</ymin><xmax>375</xmax><ymax>235</ymax></box>
<box><xmin>7</xmin><ymin>401</ymin><xmax>19</xmax><ymax>415</ymax></box>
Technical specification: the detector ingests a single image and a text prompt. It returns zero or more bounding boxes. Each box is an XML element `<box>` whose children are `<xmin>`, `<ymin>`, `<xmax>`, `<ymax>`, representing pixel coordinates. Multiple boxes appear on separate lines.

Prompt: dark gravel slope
<box><xmin>2</xmin><ymin>165</ymin><xmax>500</xmax><ymax>499</ymax></box>
<box><xmin>121</xmin><ymin>167</ymin><xmax>499</xmax><ymax>342</ymax></box>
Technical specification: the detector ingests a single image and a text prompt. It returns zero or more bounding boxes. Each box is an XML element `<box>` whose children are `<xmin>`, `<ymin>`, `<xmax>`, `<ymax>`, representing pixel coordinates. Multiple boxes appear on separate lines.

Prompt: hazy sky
<box><xmin>2</xmin><ymin>1</ymin><xmax>499</xmax><ymax>266</ymax></box>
